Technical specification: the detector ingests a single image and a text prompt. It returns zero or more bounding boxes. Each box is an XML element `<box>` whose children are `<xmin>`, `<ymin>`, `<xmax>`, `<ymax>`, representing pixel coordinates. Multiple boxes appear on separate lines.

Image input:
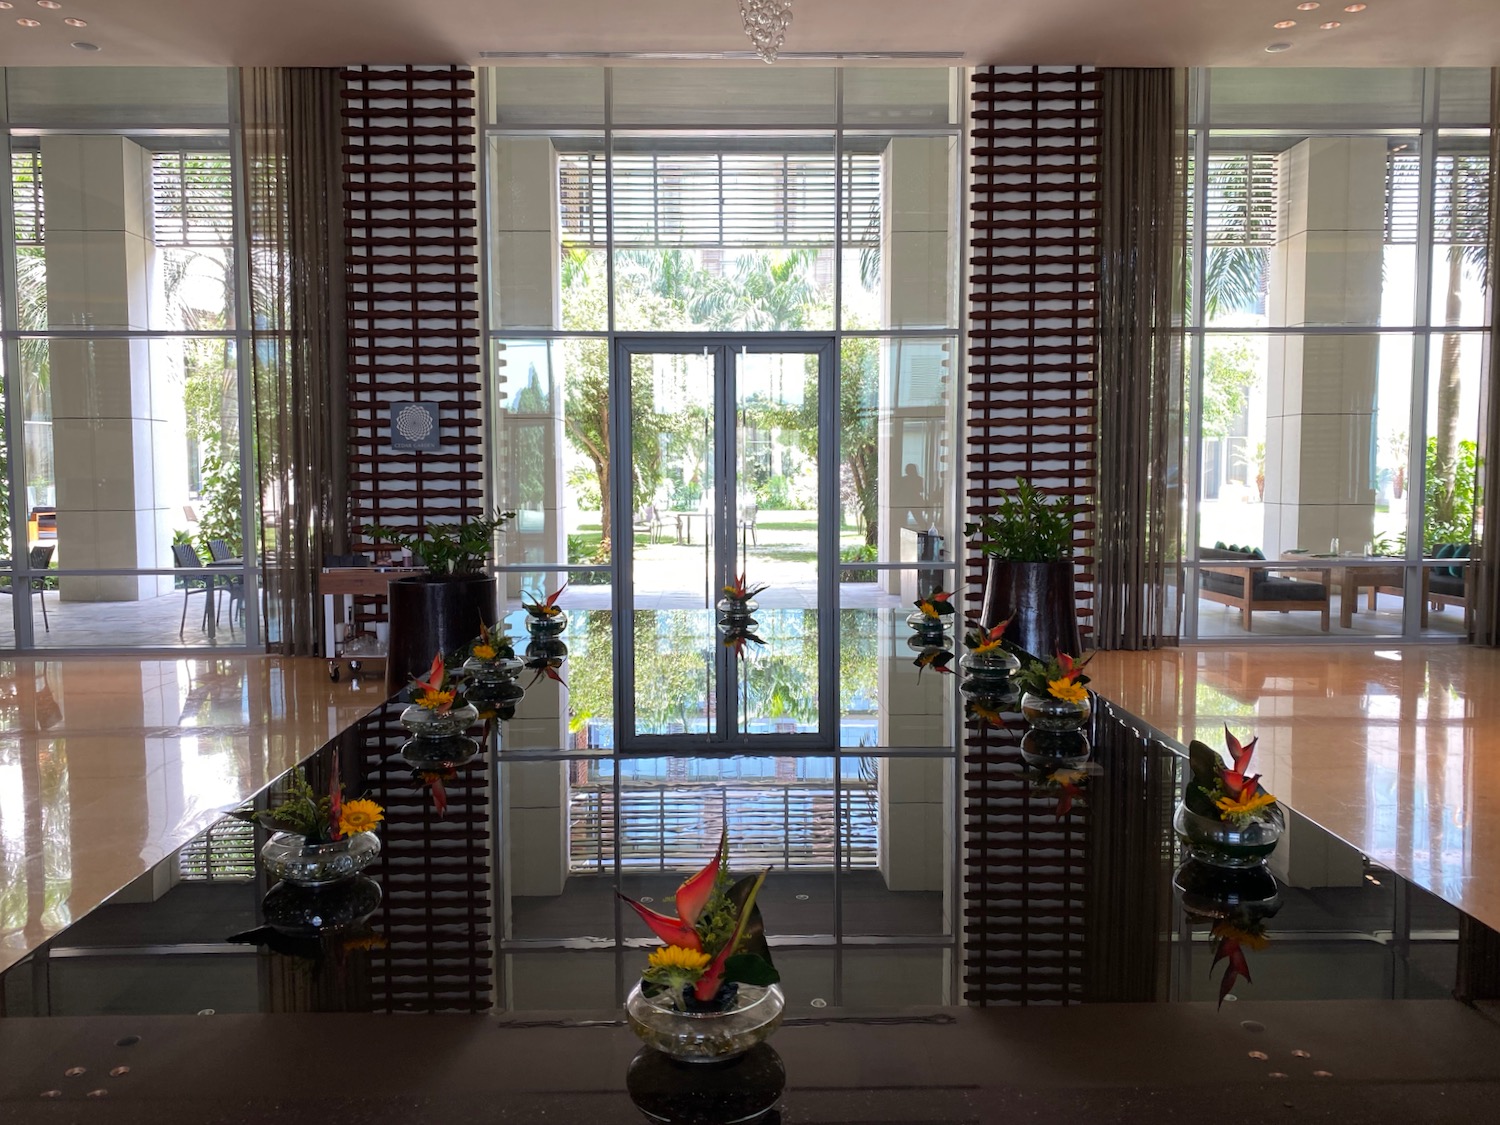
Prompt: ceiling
<box><xmin>0</xmin><ymin>0</ymin><xmax>1496</xmax><ymax>69</ymax></box>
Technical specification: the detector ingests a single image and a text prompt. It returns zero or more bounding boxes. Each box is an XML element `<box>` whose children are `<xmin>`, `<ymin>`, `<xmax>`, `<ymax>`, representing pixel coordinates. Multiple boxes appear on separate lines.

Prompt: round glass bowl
<box><xmin>399</xmin><ymin>700</ymin><xmax>479</xmax><ymax>739</ymax></box>
<box><xmin>1020</xmin><ymin>689</ymin><xmax>1091</xmax><ymax>732</ymax></box>
<box><xmin>1173</xmin><ymin>800</ymin><xmax>1286</xmax><ymax>868</ymax></box>
<box><xmin>461</xmin><ymin>654</ymin><xmax>523</xmax><ymax>685</ymax></box>
<box><xmin>525</xmin><ymin>611</ymin><xmax>568</xmax><ymax>638</ymax></box>
<box><xmin>626</xmin><ymin>983</ymin><xmax>785</xmax><ymax>1063</ymax></box>
<box><xmin>260</xmin><ymin>830</ymin><xmax>381</xmax><ymax>887</ymax></box>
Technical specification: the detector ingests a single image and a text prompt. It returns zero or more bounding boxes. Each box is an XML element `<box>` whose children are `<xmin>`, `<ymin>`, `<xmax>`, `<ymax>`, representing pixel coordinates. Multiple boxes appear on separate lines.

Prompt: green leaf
<box><xmin>1187</xmin><ymin>740</ymin><xmax>1221</xmax><ymax>788</ymax></box>
<box><xmin>723</xmin><ymin>952</ymin><xmax>780</xmax><ymax>987</ymax></box>
<box><xmin>726</xmin><ymin>873</ymin><xmax>776</xmax><ymax>973</ymax></box>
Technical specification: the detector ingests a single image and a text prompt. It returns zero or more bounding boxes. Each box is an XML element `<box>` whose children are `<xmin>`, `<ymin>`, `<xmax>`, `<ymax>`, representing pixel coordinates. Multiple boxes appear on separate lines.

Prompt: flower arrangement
<box><xmin>522</xmin><ymin>582</ymin><xmax>568</xmax><ymax>619</ymax></box>
<box><xmin>249</xmin><ymin>759</ymin><xmax>383</xmax><ymax>846</ymax></box>
<box><xmin>469</xmin><ymin>618</ymin><xmax>514</xmax><ymax>662</ymax></box>
<box><xmin>1211</xmin><ymin>915</ymin><xmax>1269</xmax><ymax>1007</ymax></box>
<box><xmin>620</xmin><ymin>830</ymin><xmax>779</xmax><ymax>1011</ymax></box>
<box><xmin>1014</xmin><ymin>650</ymin><xmax>1092</xmax><ymax>705</ymax></box>
<box><xmin>912</xmin><ymin>644</ymin><xmax>955</xmax><ymax>679</ymax></box>
<box><xmin>722</xmin><ymin>571</ymin><xmax>769</xmax><ymax>603</ymax></box>
<box><xmin>963</xmin><ymin>615</ymin><xmax>1012</xmax><ymax>654</ymax></box>
<box><xmin>410</xmin><ymin>653</ymin><xmax>459</xmax><ymax>713</ymax></box>
<box><xmin>911</xmin><ymin>586</ymin><xmax>957</xmax><ymax>624</ymax></box>
<box><xmin>1030</xmin><ymin>765</ymin><xmax>1089</xmax><ymax>819</ymax></box>
<box><xmin>1186</xmin><ymin>726</ymin><xmax>1278</xmax><ymax>826</ymax></box>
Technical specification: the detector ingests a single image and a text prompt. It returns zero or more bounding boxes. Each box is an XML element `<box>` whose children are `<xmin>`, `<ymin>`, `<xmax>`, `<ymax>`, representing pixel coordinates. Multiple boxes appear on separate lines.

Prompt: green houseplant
<box><xmin>364</xmin><ymin>508</ymin><xmax>516</xmax><ymax>693</ymax></box>
<box><xmin>965</xmin><ymin>480</ymin><xmax>1080</xmax><ymax>658</ymax></box>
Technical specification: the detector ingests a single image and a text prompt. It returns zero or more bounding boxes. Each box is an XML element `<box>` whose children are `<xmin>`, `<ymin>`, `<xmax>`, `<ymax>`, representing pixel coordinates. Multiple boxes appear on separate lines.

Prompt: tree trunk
<box><xmin>1433</xmin><ymin>246</ymin><xmax>1466</xmax><ymax>534</ymax></box>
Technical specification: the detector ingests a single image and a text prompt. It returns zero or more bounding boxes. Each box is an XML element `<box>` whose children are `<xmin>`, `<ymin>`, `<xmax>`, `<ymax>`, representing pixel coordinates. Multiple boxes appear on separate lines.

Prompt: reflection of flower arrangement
<box><xmin>1186</xmin><ymin>726</ymin><xmax>1278</xmax><ymax>826</ymax></box>
<box><xmin>411</xmin><ymin>653</ymin><xmax>460</xmax><ymax>712</ymax></box>
<box><xmin>249</xmin><ymin>760</ymin><xmax>383</xmax><ymax>845</ymax></box>
<box><xmin>722</xmin><ymin>624</ymin><xmax>766</xmax><ymax>658</ymax></box>
<box><xmin>522</xmin><ymin>582</ymin><xmax>568</xmax><ymax>619</ymax></box>
<box><xmin>1014</xmin><ymin>650</ymin><xmax>1092</xmax><ymax>705</ymax></box>
<box><xmin>722</xmin><ymin>571</ymin><xmax>769</xmax><ymax>603</ymax></box>
<box><xmin>620</xmin><ymin>830</ymin><xmax>780</xmax><ymax>1012</ymax></box>
<box><xmin>913</xmin><ymin>645</ymin><xmax>955</xmax><ymax>679</ymax></box>
<box><xmin>912</xmin><ymin>586</ymin><xmax>957</xmax><ymax>623</ymax></box>
<box><xmin>1211</xmin><ymin>916</ymin><xmax>1269</xmax><ymax>1006</ymax></box>
<box><xmin>1026</xmin><ymin>765</ymin><xmax>1091</xmax><ymax>818</ymax></box>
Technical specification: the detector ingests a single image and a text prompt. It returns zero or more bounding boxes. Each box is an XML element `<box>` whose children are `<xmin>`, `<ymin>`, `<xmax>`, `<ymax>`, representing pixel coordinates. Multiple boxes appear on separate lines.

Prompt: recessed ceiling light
<box><xmin>1343</xmin><ymin>2</ymin><xmax>1367</xmax><ymax>9</ymax></box>
<box><xmin>0</xmin><ymin>3</ymin><xmax>14</xmax><ymax>9</ymax></box>
<box><xmin>1274</xmin><ymin>20</ymin><xmax>1296</xmax><ymax>28</ymax></box>
<box><xmin>1265</xmin><ymin>42</ymin><xmax>1293</xmax><ymax>53</ymax></box>
<box><xmin>1319</xmin><ymin>20</ymin><xmax>1342</xmax><ymax>29</ymax></box>
<box><xmin>71</xmin><ymin>41</ymin><xmax>99</xmax><ymax>51</ymax></box>
<box><xmin>64</xmin><ymin>15</ymin><xmax>85</xmax><ymax>25</ymax></box>
<box><xmin>36</xmin><ymin>0</ymin><xmax>62</xmax><ymax>7</ymax></box>
<box><xmin>16</xmin><ymin>16</ymin><xmax>39</xmax><ymax>25</ymax></box>
<box><xmin>1296</xmin><ymin>2</ymin><xmax>1320</xmax><ymax>8</ymax></box>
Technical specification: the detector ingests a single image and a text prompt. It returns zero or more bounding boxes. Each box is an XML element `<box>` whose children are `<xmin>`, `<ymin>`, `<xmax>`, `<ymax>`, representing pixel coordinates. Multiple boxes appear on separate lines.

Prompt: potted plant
<box><xmin>966</xmin><ymin>479</ymin><xmax>1080</xmax><ymax>658</ymax></box>
<box><xmin>1014</xmin><ymin>650</ymin><xmax>1093</xmax><ymax>731</ymax></box>
<box><xmin>365</xmin><ymin>508</ymin><xmax>515</xmax><ymax>693</ymax></box>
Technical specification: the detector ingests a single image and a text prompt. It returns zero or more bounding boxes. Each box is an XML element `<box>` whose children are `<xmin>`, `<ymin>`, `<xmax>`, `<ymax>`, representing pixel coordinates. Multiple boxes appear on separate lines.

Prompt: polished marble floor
<box><xmin>0</xmin><ymin>657</ymin><xmax>387</xmax><ymax>974</ymax></box>
<box><xmin>1089</xmin><ymin>645</ymin><xmax>1500</xmax><ymax>933</ymax></box>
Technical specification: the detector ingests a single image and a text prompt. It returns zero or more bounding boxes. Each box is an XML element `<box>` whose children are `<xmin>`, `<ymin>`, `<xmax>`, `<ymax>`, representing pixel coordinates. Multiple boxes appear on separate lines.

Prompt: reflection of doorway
<box><xmin>611</xmin><ymin>336</ymin><xmax>836</xmax><ymax>749</ymax></box>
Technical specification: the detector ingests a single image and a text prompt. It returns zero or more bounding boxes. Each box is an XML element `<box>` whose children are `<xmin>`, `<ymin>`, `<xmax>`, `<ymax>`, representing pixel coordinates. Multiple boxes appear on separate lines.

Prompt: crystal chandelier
<box><xmin>740</xmin><ymin>0</ymin><xmax>793</xmax><ymax>64</ymax></box>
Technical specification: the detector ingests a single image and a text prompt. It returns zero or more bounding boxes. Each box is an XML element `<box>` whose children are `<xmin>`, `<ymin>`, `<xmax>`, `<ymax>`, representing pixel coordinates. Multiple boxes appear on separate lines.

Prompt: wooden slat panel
<box><xmin>342</xmin><ymin>64</ymin><xmax>486</xmax><ymax>627</ymax></box>
<box><xmin>964</xmin><ymin>65</ymin><xmax>1101</xmax><ymax>1005</ymax></box>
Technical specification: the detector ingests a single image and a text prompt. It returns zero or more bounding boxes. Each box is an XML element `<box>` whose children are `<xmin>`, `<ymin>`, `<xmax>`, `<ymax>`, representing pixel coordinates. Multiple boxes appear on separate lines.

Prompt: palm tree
<box><xmin>1199</xmin><ymin>152</ymin><xmax>1272</xmax><ymax>320</ymax></box>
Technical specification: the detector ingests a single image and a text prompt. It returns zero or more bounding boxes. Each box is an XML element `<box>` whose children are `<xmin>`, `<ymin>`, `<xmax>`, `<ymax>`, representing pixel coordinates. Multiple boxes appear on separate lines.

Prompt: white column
<box><xmin>43</xmin><ymin>135</ymin><xmax>183</xmax><ymax>601</ymax></box>
<box><xmin>1262</xmin><ymin>137</ymin><xmax>1384</xmax><ymax>557</ymax></box>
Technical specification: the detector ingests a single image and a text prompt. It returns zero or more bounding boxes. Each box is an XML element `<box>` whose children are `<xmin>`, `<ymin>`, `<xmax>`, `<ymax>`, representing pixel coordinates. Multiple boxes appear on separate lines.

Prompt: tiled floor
<box><xmin>2</xmin><ymin>587</ymin><xmax>247</xmax><ymax>650</ymax></box>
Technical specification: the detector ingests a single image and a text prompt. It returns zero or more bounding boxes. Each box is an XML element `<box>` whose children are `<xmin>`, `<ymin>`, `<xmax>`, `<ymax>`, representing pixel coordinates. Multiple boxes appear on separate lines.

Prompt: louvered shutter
<box><xmin>12</xmin><ymin>150</ymin><xmax>43</xmax><ymax>246</ymax></box>
<box><xmin>151</xmin><ymin>150</ymin><xmax>234</xmax><ymax>246</ymax></box>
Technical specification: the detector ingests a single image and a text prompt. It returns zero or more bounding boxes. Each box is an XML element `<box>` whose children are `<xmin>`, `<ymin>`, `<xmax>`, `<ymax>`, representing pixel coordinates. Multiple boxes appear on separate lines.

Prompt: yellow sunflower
<box><xmin>472</xmin><ymin>642</ymin><xmax>497</xmax><ymax>660</ymax></box>
<box><xmin>647</xmin><ymin>945</ymin><xmax>711</xmax><ymax>972</ymax></box>
<box><xmin>416</xmin><ymin>688</ymin><xmax>455</xmax><ymax>711</ymax></box>
<box><xmin>1047</xmin><ymin>677</ymin><xmax>1088</xmax><ymax>705</ymax></box>
<box><xmin>339</xmin><ymin>798</ymin><xmax>385</xmax><ymax>836</ymax></box>
<box><xmin>1211</xmin><ymin>921</ymin><xmax>1270</xmax><ymax>951</ymax></box>
<box><xmin>1215</xmin><ymin>789</ymin><xmax>1277</xmax><ymax>818</ymax></box>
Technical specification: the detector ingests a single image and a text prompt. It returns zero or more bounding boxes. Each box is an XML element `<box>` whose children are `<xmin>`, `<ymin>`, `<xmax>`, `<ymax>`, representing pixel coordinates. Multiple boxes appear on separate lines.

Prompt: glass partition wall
<box><xmin>0</xmin><ymin>69</ymin><xmax>255</xmax><ymax>651</ymax></box>
<box><xmin>1185</xmin><ymin>68</ymin><xmax>1493</xmax><ymax>641</ymax></box>
<box><xmin>484</xmin><ymin>67</ymin><xmax>964</xmax><ymax>749</ymax></box>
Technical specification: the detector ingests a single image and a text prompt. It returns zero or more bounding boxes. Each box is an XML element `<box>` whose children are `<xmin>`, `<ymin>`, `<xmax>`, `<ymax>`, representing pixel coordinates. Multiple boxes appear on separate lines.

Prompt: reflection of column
<box><xmin>490</xmin><ymin>138</ymin><xmax>565</xmax><ymax>592</ymax></box>
<box><xmin>1262</xmin><ymin>138</ymin><xmax>1384</xmax><ymax>557</ymax></box>
<box><xmin>505</xmin><ymin>671</ymin><xmax>570</xmax><ymax>896</ymax></box>
<box><xmin>876</xmin><ymin>613</ymin><xmax>947</xmax><ymax>892</ymax></box>
<box><xmin>878</xmin><ymin>138</ymin><xmax>953</xmax><ymax>593</ymax></box>
<box><xmin>43</xmin><ymin>136</ymin><xmax>184</xmax><ymax>601</ymax></box>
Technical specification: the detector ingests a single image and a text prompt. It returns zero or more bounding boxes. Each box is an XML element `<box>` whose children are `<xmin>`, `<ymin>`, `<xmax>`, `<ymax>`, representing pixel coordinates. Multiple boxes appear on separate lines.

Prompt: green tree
<box><xmin>1200</xmin><ymin>338</ymin><xmax>1259</xmax><ymax>441</ymax></box>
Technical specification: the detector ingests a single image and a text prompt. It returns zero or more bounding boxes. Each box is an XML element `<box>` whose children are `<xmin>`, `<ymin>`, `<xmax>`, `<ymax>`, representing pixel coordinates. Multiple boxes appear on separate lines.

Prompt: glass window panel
<box><xmin>1421</xmin><ymin>331</ymin><xmax>1483</xmax><ymax>556</ymax></box>
<box><xmin>1438</xmin><ymin>68</ymin><xmax>1494</xmax><ymax>127</ymax></box>
<box><xmin>12</xmin><ymin>139</ymin><xmax>236</xmax><ymax>332</ymax></box>
<box><xmin>840</xmin><ymin>337</ymin><xmax>958</xmax><ymax>568</ymax></box>
<box><xmin>611</xmin><ymin>68</ymin><xmax>836</xmax><ymax>126</ymax></box>
<box><xmin>1429</xmin><ymin>138</ymin><xmax>1490</xmax><ymax>328</ymax></box>
<box><xmin>490</xmin><ymin>134</ymin><xmax>607</xmax><ymax>332</ymax></box>
<box><xmin>1207</xmin><ymin>69</ymin><xmax>1426</xmax><ymax>128</ymax></box>
<box><xmin>1203</xmin><ymin>135</ymin><xmax>1416</xmax><ymax>329</ymax></box>
<box><xmin>487</xmin><ymin>67</ymin><xmax>605</xmax><ymax>127</ymax></box>
<box><xmin>4</xmin><ymin>68</ymin><xmax>231</xmax><ymax>127</ymax></box>
<box><xmin>18</xmin><ymin>337</ymin><xmax>242</xmax><ymax>642</ymax></box>
<box><xmin>1419</xmin><ymin>561</ymin><xmax>1471</xmax><ymax>639</ymax></box>
<box><xmin>843</xmin><ymin>134</ymin><xmax>958</xmax><ymax>331</ymax></box>
<box><xmin>608</xmin><ymin>137</ymin><xmax>838</xmax><ymax>332</ymax></box>
<box><xmin>836</xmin><ymin>599</ymin><xmax>957</xmax><ymax>750</ymax></box>
<box><xmin>1194</xmin><ymin>333</ymin><xmax>1414</xmax><ymax>640</ymax></box>
<box><xmin>840</xmin><ymin>756</ymin><xmax>953</xmax><ymax>938</ymax></box>
<box><xmin>842</xmin><ymin>68</ymin><xmax>959</xmax><ymax>126</ymax></box>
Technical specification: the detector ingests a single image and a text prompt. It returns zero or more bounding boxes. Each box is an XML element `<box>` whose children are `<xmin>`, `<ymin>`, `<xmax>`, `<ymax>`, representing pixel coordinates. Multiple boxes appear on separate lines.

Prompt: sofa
<box><xmin>1426</xmin><ymin>542</ymin><xmax>1473</xmax><ymax>622</ymax></box>
<box><xmin>1199</xmin><ymin>545</ymin><xmax>1331</xmax><ymax>632</ymax></box>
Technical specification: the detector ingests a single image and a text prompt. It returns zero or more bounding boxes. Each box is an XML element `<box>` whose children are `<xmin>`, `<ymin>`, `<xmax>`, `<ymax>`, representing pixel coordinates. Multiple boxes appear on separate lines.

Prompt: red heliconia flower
<box><xmin>619</xmin><ymin>829</ymin><xmax>727</xmax><ymax>952</ymax></box>
<box><xmin>693</xmin><ymin>868</ymin><xmax>768</xmax><ymax>1002</ymax></box>
<box><xmin>415</xmin><ymin>652</ymin><xmax>445</xmax><ymax>694</ymax></box>
<box><xmin>1213</xmin><ymin>931</ymin><xmax>1253</xmax><ymax>1009</ymax></box>
<box><xmin>1222</xmin><ymin>724</ymin><xmax>1261</xmax><ymax>798</ymax></box>
<box><xmin>1055</xmin><ymin>650</ymin><xmax>1093</xmax><ymax>683</ymax></box>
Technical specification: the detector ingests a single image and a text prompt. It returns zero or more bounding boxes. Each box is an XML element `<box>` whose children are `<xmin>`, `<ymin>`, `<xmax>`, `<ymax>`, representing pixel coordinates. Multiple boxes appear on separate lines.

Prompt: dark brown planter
<box><xmin>979</xmin><ymin>559</ymin><xmax>1081</xmax><ymax>659</ymax></box>
<box><xmin>385</xmin><ymin>573</ymin><xmax>498</xmax><ymax>695</ymax></box>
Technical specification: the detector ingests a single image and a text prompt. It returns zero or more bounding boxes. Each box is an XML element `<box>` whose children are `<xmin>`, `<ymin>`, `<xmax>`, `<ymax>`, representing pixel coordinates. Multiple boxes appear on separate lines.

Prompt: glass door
<box><xmin>612</xmin><ymin>337</ymin><xmax>835</xmax><ymax>748</ymax></box>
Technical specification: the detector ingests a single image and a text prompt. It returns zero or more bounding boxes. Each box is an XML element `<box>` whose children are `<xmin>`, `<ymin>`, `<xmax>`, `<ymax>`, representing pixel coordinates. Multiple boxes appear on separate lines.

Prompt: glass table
<box><xmin>2</xmin><ymin>664</ymin><xmax>1499</xmax><ymax>1121</ymax></box>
